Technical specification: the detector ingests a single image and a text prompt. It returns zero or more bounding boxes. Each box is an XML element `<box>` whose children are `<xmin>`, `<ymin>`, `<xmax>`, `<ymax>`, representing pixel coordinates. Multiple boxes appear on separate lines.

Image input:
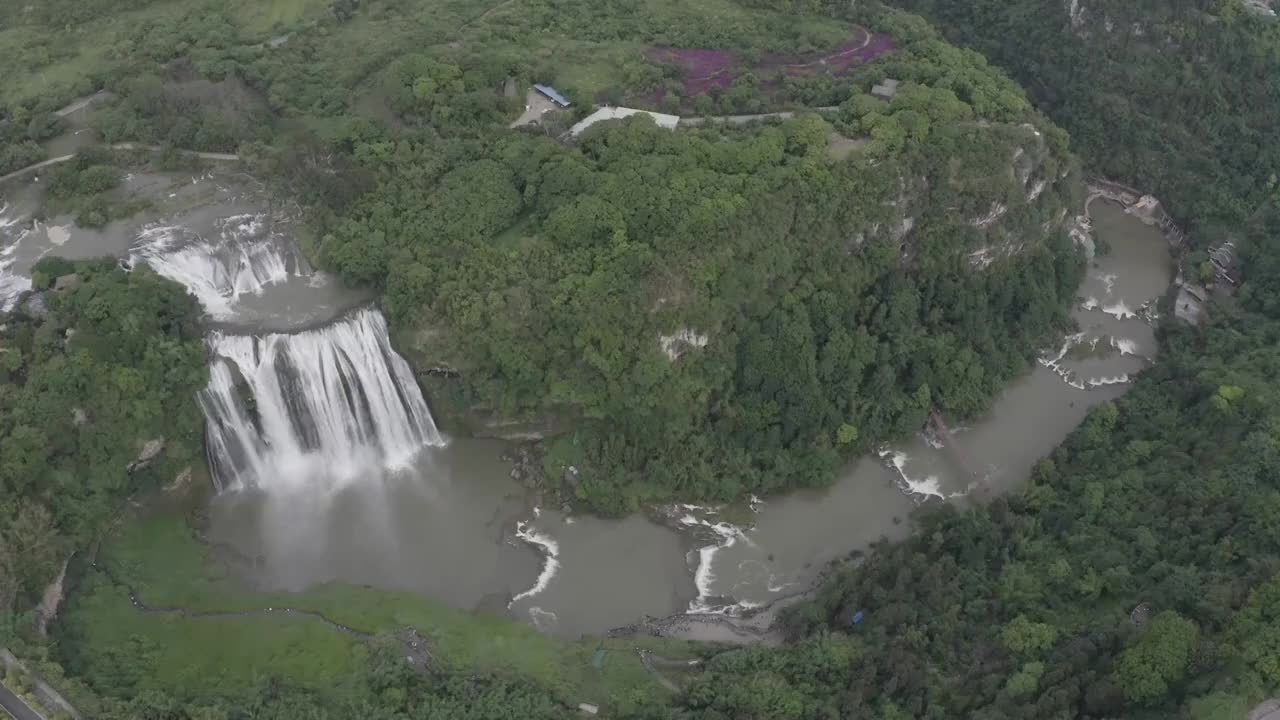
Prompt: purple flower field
<box><xmin>645</xmin><ymin>47</ymin><xmax>738</xmax><ymax>95</ymax></box>
<box><xmin>648</xmin><ymin>27</ymin><xmax>896</xmax><ymax>97</ymax></box>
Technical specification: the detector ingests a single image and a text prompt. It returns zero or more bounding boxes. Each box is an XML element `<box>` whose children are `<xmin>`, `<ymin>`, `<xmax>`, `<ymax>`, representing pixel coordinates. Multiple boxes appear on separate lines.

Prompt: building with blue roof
<box><xmin>533</xmin><ymin>83</ymin><xmax>571</xmax><ymax>107</ymax></box>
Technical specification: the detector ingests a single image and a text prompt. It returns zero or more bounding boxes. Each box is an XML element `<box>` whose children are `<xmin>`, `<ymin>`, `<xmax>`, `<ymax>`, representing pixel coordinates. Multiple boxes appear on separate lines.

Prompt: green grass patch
<box><xmin>63</xmin><ymin>509</ymin><xmax>700</xmax><ymax>711</ymax></box>
<box><xmin>232</xmin><ymin>0</ymin><xmax>327</xmax><ymax>34</ymax></box>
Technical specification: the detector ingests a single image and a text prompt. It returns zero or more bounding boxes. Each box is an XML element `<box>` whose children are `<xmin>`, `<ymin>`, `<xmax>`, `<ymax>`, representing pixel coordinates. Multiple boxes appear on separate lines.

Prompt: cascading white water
<box><xmin>200</xmin><ymin>307</ymin><xmax>444</xmax><ymax>492</ymax></box>
<box><xmin>0</xmin><ymin>204</ymin><xmax>33</xmax><ymax>312</ymax></box>
<box><xmin>130</xmin><ymin>214</ymin><xmax>305</xmax><ymax>319</ymax></box>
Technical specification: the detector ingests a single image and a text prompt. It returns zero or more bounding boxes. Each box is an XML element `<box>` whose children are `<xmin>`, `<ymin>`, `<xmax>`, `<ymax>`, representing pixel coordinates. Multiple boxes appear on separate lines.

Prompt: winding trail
<box><xmin>54</xmin><ymin>92</ymin><xmax>109</xmax><ymax>118</ymax></box>
<box><xmin>681</xmin><ymin>107</ymin><xmax>838</xmax><ymax>126</ymax></box>
<box><xmin>782</xmin><ymin>26</ymin><xmax>873</xmax><ymax>71</ymax></box>
<box><xmin>637</xmin><ymin>649</ymin><xmax>701</xmax><ymax>693</ymax></box>
<box><xmin>91</xmin><ymin>562</ymin><xmax>370</xmax><ymax>637</ymax></box>
<box><xmin>458</xmin><ymin>0</ymin><xmax>517</xmax><ymax>30</ymax></box>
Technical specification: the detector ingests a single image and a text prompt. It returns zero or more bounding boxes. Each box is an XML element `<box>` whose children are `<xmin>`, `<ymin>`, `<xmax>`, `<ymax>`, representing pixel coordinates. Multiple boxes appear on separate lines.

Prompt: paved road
<box><xmin>1251</xmin><ymin>699</ymin><xmax>1280</xmax><ymax>720</ymax></box>
<box><xmin>0</xmin><ymin>683</ymin><xmax>42</xmax><ymax>720</ymax></box>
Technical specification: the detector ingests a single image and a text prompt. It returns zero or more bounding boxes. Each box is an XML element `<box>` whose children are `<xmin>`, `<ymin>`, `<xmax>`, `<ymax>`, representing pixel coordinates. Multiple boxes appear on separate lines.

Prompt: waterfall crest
<box><xmin>200</xmin><ymin>307</ymin><xmax>443</xmax><ymax>492</ymax></box>
<box><xmin>130</xmin><ymin>214</ymin><xmax>306</xmax><ymax>319</ymax></box>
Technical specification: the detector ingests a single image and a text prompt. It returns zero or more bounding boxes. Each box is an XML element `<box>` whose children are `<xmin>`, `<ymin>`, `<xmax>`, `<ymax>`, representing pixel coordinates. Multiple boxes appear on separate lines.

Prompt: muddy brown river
<box><xmin>2</xmin><ymin>161</ymin><xmax>1174</xmax><ymax>639</ymax></box>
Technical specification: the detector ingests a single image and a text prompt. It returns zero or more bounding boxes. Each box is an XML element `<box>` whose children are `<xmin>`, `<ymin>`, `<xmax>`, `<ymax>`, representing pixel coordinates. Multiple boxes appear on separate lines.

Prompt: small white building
<box><xmin>871</xmin><ymin>78</ymin><xmax>900</xmax><ymax>99</ymax></box>
<box><xmin>568</xmin><ymin>107</ymin><xmax>680</xmax><ymax>137</ymax></box>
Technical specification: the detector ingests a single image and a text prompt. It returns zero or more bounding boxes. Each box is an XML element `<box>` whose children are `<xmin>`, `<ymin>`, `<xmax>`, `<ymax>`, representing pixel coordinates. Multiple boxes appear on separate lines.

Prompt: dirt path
<box><xmin>0</xmin><ymin>145</ymin><xmax>240</xmax><ymax>186</ymax></box>
<box><xmin>109</xmin><ymin>143</ymin><xmax>241</xmax><ymax>162</ymax></box>
<box><xmin>54</xmin><ymin>92</ymin><xmax>110</xmax><ymax>118</ymax></box>
<box><xmin>458</xmin><ymin>0</ymin><xmax>517</xmax><ymax>31</ymax></box>
<box><xmin>636</xmin><ymin>649</ymin><xmax>702</xmax><ymax>693</ymax></box>
<box><xmin>92</xmin><ymin>561</ymin><xmax>370</xmax><ymax>637</ymax></box>
<box><xmin>681</xmin><ymin>107</ymin><xmax>838</xmax><ymax>126</ymax></box>
<box><xmin>783</xmin><ymin>27</ymin><xmax>872</xmax><ymax>71</ymax></box>
<box><xmin>0</xmin><ymin>156</ymin><xmax>73</xmax><ymax>185</ymax></box>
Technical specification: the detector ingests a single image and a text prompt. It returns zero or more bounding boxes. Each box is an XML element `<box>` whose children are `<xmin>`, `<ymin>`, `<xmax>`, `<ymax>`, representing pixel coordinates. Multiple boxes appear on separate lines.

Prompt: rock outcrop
<box><xmin>127</xmin><ymin>438</ymin><xmax>165</xmax><ymax>473</ymax></box>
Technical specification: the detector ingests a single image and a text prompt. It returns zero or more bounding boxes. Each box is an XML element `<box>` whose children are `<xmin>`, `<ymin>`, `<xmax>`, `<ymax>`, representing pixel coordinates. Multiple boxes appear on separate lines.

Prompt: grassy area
<box><xmin>0</xmin><ymin>1</ymin><xmax>301</xmax><ymax>107</ymax></box>
<box><xmin>234</xmin><ymin>0</ymin><xmax>328</xmax><ymax>34</ymax></box>
<box><xmin>2</xmin><ymin>0</ymin><xmax>855</xmax><ymax>117</ymax></box>
<box><xmin>62</xmin><ymin>508</ymin><xmax>698</xmax><ymax>711</ymax></box>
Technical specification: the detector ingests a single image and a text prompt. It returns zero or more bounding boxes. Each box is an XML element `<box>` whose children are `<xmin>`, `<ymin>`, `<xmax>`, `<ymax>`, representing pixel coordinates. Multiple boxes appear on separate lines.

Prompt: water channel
<box><xmin>1</xmin><ymin>161</ymin><xmax>1174</xmax><ymax>639</ymax></box>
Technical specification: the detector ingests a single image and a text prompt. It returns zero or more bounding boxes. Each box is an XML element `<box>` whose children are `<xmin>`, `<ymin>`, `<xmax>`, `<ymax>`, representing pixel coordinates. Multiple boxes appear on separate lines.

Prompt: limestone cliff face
<box><xmin>1061</xmin><ymin>0</ymin><xmax>1273</xmax><ymax>40</ymax></box>
<box><xmin>879</xmin><ymin>120</ymin><xmax>1081</xmax><ymax>272</ymax></box>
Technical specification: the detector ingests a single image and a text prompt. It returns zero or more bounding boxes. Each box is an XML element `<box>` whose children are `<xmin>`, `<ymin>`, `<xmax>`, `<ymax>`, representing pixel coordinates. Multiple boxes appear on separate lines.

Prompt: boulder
<box><xmin>54</xmin><ymin>273</ymin><xmax>80</xmax><ymax>291</ymax></box>
<box><xmin>33</xmin><ymin>554</ymin><xmax>72</xmax><ymax>636</ymax></box>
<box><xmin>166</xmin><ymin>466</ymin><xmax>193</xmax><ymax>492</ymax></box>
<box><xmin>127</xmin><ymin>438</ymin><xmax>165</xmax><ymax>473</ymax></box>
<box><xmin>21</xmin><ymin>292</ymin><xmax>48</xmax><ymax>320</ymax></box>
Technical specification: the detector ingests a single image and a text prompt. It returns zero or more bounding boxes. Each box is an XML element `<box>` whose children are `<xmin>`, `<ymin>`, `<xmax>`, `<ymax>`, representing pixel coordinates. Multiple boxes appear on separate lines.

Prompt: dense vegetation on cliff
<box><xmin>3</xmin><ymin>0</ymin><xmax>1087</xmax><ymax>511</ymax></box>
<box><xmin>8</xmin><ymin>0</ymin><xmax>1280</xmax><ymax>718</ymax></box>
<box><xmin>316</xmin><ymin>9</ymin><xmax>1082</xmax><ymax>513</ymax></box>
<box><xmin>873</xmin><ymin>0</ymin><xmax>1280</xmax><ymax>238</ymax></box>
<box><xmin>0</xmin><ymin>259</ymin><xmax>207</xmax><ymax>638</ymax></box>
<box><xmin>638</xmin><ymin>2</ymin><xmax>1280</xmax><ymax>719</ymax></box>
<box><xmin>662</xmin><ymin>210</ymin><xmax>1280</xmax><ymax>720</ymax></box>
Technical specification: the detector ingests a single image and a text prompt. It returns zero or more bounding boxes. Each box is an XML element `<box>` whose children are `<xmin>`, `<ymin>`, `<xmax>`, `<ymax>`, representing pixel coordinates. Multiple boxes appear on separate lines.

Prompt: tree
<box><xmin>1115</xmin><ymin>611</ymin><xmax>1198</xmax><ymax>705</ymax></box>
<box><xmin>331</xmin><ymin>0</ymin><xmax>358</xmax><ymax>22</ymax></box>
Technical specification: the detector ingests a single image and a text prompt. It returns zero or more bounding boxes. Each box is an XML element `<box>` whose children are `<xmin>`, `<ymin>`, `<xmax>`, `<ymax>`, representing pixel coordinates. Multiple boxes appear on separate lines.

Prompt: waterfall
<box><xmin>130</xmin><ymin>214</ymin><xmax>306</xmax><ymax>319</ymax></box>
<box><xmin>0</xmin><ymin>204</ymin><xmax>33</xmax><ymax>312</ymax></box>
<box><xmin>200</xmin><ymin>307</ymin><xmax>443</xmax><ymax>492</ymax></box>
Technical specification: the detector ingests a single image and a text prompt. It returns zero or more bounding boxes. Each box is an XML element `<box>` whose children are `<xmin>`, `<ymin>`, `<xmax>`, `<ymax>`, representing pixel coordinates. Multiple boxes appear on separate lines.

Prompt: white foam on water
<box><xmin>0</xmin><ymin>205</ymin><xmax>33</xmax><ymax>311</ymax></box>
<box><xmin>0</xmin><ymin>204</ymin><xmax>20</xmax><ymax>231</ymax></box>
<box><xmin>1080</xmin><ymin>296</ymin><xmax>1100</xmax><ymax>311</ymax></box>
<box><xmin>767</xmin><ymin>574</ymin><xmax>799</xmax><ymax>593</ymax></box>
<box><xmin>130</xmin><ymin>215</ymin><xmax>302</xmax><ymax>319</ymax></box>
<box><xmin>1091</xmin><ymin>271</ymin><xmax>1117</xmax><ymax>294</ymax></box>
<box><xmin>880</xmin><ymin>449</ymin><xmax>975</xmax><ymax>502</ymax></box>
<box><xmin>1102</xmin><ymin>300</ymin><xmax>1137</xmax><ymax>320</ymax></box>
<box><xmin>46</xmin><ymin>224</ymin><xmax>72</xmax><ymax>246</ymax></box>
<box><xmin>0</xmin><ymin>267</ymin><xmax>32</xmax><ymax>312</ymax></box>
<box><xmin>1110</xmin><ymin>337</ymin><xmax>1140</xmax><ymax>356</ymax></box>
<box><xmin>527</xmin><ymin>607</ymin><xmax>559</xmax><ymax>631</ymax></box>
<box><xmin>509</xmin><ymin>519</ymin><xmax>561</xmax><ymax>606</ymax></box>
<box><xmin>219</xmin><ymin>213</ymin><xmax>267</xmax><ymax>241</ymax></box>
<box><xmin>675</xmin><ymin>510</ymin><xmax>752</xmax><ymax>615</ymax></box>
<box><xmin>1086</xmin><ymin>374</ymin><xmax>1130</xmax><ymax>387</ymax></box>
<box><xmin>1038</xmin><ymin>332</ymin><xmax>1089</xmax><ymax>390</ymax></box>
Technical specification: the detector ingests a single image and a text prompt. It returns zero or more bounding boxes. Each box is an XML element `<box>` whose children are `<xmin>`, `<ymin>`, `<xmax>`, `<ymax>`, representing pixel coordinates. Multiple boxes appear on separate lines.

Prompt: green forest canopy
<box><xmin>873</xmin><ymin>0</ymin><xmax>1280</xmax><ymax>241</ymax></box>
<box><xmin>4</xmin><ymin>0</ymin><xmax>1280</xmax><ymax>718</ymax></box>
<box><xmin>317</xmin><ymin>8</ymin><xmax>1082</xmax><ymax>514</ymax></box>
<box><xmin>0</xmin><ymin>259</ymin><xmax>207</xmax><ymax>635</ymax></box>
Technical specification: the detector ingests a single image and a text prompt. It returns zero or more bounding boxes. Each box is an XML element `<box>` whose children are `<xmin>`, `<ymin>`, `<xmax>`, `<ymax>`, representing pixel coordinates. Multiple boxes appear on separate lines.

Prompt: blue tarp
<box><xmin>852</xmin><ymin>610</ymin><xmax>865</xmax><ymax>625</ymax></box>
<box><xmin>533</xmin><ymin>83</ymin><xmax>571</xmax><ymax>107</ymax></box>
